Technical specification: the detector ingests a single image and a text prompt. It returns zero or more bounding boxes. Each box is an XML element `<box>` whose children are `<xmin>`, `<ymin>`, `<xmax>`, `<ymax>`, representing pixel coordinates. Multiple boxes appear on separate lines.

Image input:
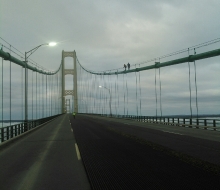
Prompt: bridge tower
<box><xmin>61</xmin><ymin>50</ymin><xmax>78</xmax><ymax>113</ymax></box>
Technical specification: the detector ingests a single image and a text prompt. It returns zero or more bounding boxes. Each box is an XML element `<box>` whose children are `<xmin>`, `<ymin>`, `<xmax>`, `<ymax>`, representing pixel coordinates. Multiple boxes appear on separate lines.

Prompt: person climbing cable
<box><xmin>127</xmin><ymin>62</ymin><xmax>130</xmax><ymax>70</ymax></box>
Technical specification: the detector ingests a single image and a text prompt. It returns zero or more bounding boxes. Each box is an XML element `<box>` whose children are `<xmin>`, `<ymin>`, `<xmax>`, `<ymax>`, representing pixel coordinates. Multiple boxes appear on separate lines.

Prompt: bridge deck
<box><xmin>0</xmin><ymin>114</ymin><xmax>220</xmax><ymax>189</ymax></box>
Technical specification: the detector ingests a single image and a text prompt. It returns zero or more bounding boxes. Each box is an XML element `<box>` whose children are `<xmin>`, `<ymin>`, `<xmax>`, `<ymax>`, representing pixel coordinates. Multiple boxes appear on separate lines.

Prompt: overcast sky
<box><xmin>1</xmin><ymin>0</ymin><xmax>220</xmax><ymax>117</ymax></box>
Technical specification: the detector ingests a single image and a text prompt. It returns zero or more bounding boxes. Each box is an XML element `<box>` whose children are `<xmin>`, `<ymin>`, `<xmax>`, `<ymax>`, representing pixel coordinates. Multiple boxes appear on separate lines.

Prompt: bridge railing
<box><xmin>129</xmin><ymin>116</ymin><xmax>220</xmax><ymax>130</ymax></box>
<box><xmin>0</xmin><ymin>114</ymin><xmax>62</xmax><ymax>143</ymax></box>
<box><xmin>89</xmin><ymin>114</ymin><xmax>220</xmax><ymax>131</ymax></box>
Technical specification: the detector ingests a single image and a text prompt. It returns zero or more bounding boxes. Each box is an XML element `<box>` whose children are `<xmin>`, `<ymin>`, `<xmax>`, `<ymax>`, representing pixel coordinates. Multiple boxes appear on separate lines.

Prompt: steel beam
<box><xmin>80</xmin><ymin>48</ymin><xmax>220</xmax><ymax>75</ymax></box>
<box><xmin>0</xmin><ymin>49</ymin><xmax>61</xmax><ymax>75</ymax></box>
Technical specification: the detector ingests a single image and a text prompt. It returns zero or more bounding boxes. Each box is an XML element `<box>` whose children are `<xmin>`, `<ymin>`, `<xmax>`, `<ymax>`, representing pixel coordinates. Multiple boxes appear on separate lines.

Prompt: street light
<box><xmin>24</xmin><ymin>42</ymin><xmax>56</xmax><ymax>123</ymax></box>
<box><xmin>99</xmin><ymin>85</ymin><xmax>112</xmax><ymax>117</ymax></box>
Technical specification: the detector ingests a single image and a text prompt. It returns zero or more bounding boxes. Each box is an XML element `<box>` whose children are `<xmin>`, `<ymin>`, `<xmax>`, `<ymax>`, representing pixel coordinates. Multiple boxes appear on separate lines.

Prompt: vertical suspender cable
<box><xmin>48</xmin><ymin>75</ymin><xmax>50</xmax><ymax>116</ymax></box>
<box><xmin>58</xmin><ymin>71</ymin><xmax>59</xmax><ymax>114</ymax></box>
<box><xmin>114</xmin><ymin>74</ymin><xmax>116</xmax><ymax>115</ymax></box>
<box><xmin>194</xmin><ymin>48</ymin><xmax>199</xmax><ymax>118</ymax></box>
<box><xmin>32</xmin><ymin>71</ymin><xmax>33</xmax><ymax>120</ymax></box>
<box><xmin>95</xmin><ymin>75</ymin><xmax>97</xmax><ymax>113</ymax></box>
<box><xmin>159</xmin><ymin>62</ymin><xmax>162</xmax><ymax>117</ymax></box>
<box><xmin>91</xmin><ymin>74</ymin><xmax>93</xmax><ymax>113</ymax></box>
<box><xmin>49</xmin><ymin>75</ymin><xmax>51</xmax><ymax>116</ymax></box>
<box><xmin>188</xmin><ymin>48</ymin><xmax>192</xmax><ymax>118</ymax></box>
<box><xmin>104</xmin><ymin>74</ymin><xmax>106</xmax><ymax>114</ymax></box>
<box><xmin>125</xmin><ymin>72</ymin><xmax>128</xmax><ymax>116</ymax></box>
<box><xmin>39</xmin><ymin>73</ymin><xmax>41</xmax><ymax>118</ymax></box>
<box><xmin>47</xmin><ymin>75</ymin><xmax>49</xmax><ymax>117</ymax></box>
<box><xmin>22</xmin><ymin>67</ymin><xmax>23</xmax><ymax>121</ymax></box>
<box><xmin>51</xmin><ymin>75</ymin><xmax>52</xmax><ymax>116</ymax></box>
<box><xmin>42</xmin><ymin>74</ymin><xmax>43</xmax><ymax>117</ymax></box>
<box><xmin>117</xmin><ymin>71</ymin><xmax>119</xmax><ymax>115</ymax></box>
<box><xmin>93</xmin><ymin>73</ymin><xmax>95</xmax><ymax>113</ymax></box>
<box><xmin>51</xmin><ymin>75</ymin><xmax>52</xmax><ymax>115</ymax></box>
<box><xmin>109</xmin><ymin>75</ymin><xmax>111</xmax><ymax>115</ymax></box>
<box><xmin>135</xmin><ymin>65</ymin><xmax>138</xmax><ymax>116</ymax></box>
<box><xmin>10</xmin><ymin>45</ymin><xmax>11</xmax><ymax>126</ymax></box>
<box><xmin>39</xmin><ymin>73</ymin><xmax>40</xmax><ymax>118</ymax></box>
<box><xmin>93</xmin><ymin>74</ymin><xmax>95</xmax><ymax>113</ymax></box>
<box><xmin>56</xmin><ymin>73</ymin><xmax>58</xmax><ymax>114</ymax></box>
<box><xmin>36</xmin><ymin>72</ymin><xmax>37</xmax><ymax>119</ymax></box>
<box><xmin>155</xmin><ymin>67</ymin><xmax>158</xmax><ymax>117</ymax></box>
<box><xmin>139</xmin><ymin>64</ymin><xmax>142</xmax><ymax>116</ymax></box>
<box><xmin>1</xmin><ymin>56</ymin><xmax>3</xmax><ymax>128</ymax></box>
<box><xmin>46</xmin><ymin>75</ymin><xmax>47</xmax><ymax>117</ymax></box>
<box><xmin>55</xmin><ymin>74</ymin><xmax>57</xmax><ymax>114</ymax></box>
<box><xmin>123</xmin><ymin>73</ymin><xmax>125</xmax><ymax>115</ymax></box>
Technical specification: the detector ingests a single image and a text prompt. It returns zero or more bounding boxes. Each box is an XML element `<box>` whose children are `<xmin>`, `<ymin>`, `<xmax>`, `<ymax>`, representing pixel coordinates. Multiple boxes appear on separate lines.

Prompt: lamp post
<box><xmin>24</xmin><ymin>42</ymin><xmax>56</xmax><ymax>123</ymax></box>
<box><xmin>99</xmin><ymin>85</ymin><xmax>112</xmax><ymax>117</ymax></box>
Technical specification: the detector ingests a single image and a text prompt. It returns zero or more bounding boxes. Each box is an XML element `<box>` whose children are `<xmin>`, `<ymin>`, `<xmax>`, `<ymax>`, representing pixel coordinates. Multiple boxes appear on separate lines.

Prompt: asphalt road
<box><xmin>84</xmin><ymin>114</ymin><xmax>220</xmax><ymax>165</ymax></box>
<box><xmin>1</xmin><ymin>114</ymin><xmax>220</xmax><ymax>190</ymax></box>
<box><xmin>70</xmin><ymin>114</ymin><xmax>220</xmax><ymax>189</ymax></box>
<box><xmin>0</xmin><ymin>114</ymin><xmax>90</xmax><ymax>190</ymax></box>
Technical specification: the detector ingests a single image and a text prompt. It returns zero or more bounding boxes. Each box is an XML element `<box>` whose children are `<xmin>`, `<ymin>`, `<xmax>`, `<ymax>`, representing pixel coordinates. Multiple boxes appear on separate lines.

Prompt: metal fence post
<box><xmin>7</xmin><ymin>127</ymin><xmax>9</xmax><ymax>140</ymax></box>
<box><xmin>1</xmin><ymin>128</ymin><xmax>4</xmax><ymax>142</ymax></box>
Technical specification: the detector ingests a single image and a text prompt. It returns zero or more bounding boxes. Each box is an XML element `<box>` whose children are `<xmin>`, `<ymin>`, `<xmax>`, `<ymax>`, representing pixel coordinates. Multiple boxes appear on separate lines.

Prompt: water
<box><xmin>199</xmin><ymin>117</ymin><xmax>220</xmax><ymax>120</ymax></box>
<box><xmin>0</xmin><ymin>122</ymin><xmax>22</xmax><ymax>128</ymax></box>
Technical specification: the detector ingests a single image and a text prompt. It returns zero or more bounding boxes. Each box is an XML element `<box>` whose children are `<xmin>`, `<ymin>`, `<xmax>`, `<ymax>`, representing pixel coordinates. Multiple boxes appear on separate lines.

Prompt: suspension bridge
<box><xmin>0</xmin><ymin>38</ymin><xmax>220</xmax><ymax>189</ymax></box>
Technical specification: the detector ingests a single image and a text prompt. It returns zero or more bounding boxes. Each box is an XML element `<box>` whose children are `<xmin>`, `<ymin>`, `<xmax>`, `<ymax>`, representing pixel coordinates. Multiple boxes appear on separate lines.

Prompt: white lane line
<box><xmin>75</xmin><ymin>143</ymin><xmax>81</xmax><ymax>160</ymax></box>
<box><xmin>162</xmin><ymin>130</ymin><xmax>183</xmax><ymax>135</ymax></box>
<box><xmin>71</xmin><ymin>128</ymin><xmax>73</xmax><ymax>132</ymax></box>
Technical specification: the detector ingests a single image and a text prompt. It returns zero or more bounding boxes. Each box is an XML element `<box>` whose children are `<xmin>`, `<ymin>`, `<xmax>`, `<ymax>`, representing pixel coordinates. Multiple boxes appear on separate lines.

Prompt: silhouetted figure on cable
<box><xmin>124</xmin><ymin>64</ymin><xmax>127</xmax><ymax>71</ymax></box>
<box><xmin>127</xmin><ymin>63</ymin><xmax>130</xmax><ymax>70</ymax></box>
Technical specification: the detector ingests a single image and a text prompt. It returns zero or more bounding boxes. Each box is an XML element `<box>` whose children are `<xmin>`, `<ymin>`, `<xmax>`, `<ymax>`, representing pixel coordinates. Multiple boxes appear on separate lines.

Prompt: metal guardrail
<box><xmin>88</xmin><ymin>114</ymin><xmax>220</xmax><ymax>131</ymax></box>
<box><xmin>0</xmin><ymin>114</ymin><xmax>62</xmax><ymax>143</ymax></box>
<box><xmin>129</xmin><ymin>116</ymin><xmax>220</xmax><ymax>130</ymax></box>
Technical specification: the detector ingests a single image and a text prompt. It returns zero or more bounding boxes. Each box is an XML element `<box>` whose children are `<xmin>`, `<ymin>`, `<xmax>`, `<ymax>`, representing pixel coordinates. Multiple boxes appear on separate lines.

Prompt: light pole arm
<box><xmin>25</xmin><ymin>43</ymin><xmax>48</xmax><ymax>59</ymax></box>
<box><xmin>102</xmin><ymin>86</ymin><xmax>110</xmax><ymax>93</ymax></box>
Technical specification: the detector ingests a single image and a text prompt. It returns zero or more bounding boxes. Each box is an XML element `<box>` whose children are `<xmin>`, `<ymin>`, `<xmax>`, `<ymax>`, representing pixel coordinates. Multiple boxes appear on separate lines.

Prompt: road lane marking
<box><xmin>75</xmin><ymin>143</ymin><xmax>81</xmax><ymax>160</ymax></box>
<box><xmin>162</xmin><ymin>130</ymin><xmax>183</xmax><ymax>135</ymax></box>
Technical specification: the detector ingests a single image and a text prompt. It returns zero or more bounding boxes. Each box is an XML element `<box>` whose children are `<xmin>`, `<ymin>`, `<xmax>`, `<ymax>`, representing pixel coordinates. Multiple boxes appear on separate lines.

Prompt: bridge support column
<box><xmin>61</xmin><ymin>50</ymin><xmax>78</xmax><ymax>114</ymax></box>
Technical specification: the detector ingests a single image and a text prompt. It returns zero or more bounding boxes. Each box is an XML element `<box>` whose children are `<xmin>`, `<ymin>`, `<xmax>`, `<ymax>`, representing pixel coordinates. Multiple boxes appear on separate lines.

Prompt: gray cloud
<box><xmin>1</xmin><ymin>0</ymin><xmax>220</xmax><ymax>118</ymax></box>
